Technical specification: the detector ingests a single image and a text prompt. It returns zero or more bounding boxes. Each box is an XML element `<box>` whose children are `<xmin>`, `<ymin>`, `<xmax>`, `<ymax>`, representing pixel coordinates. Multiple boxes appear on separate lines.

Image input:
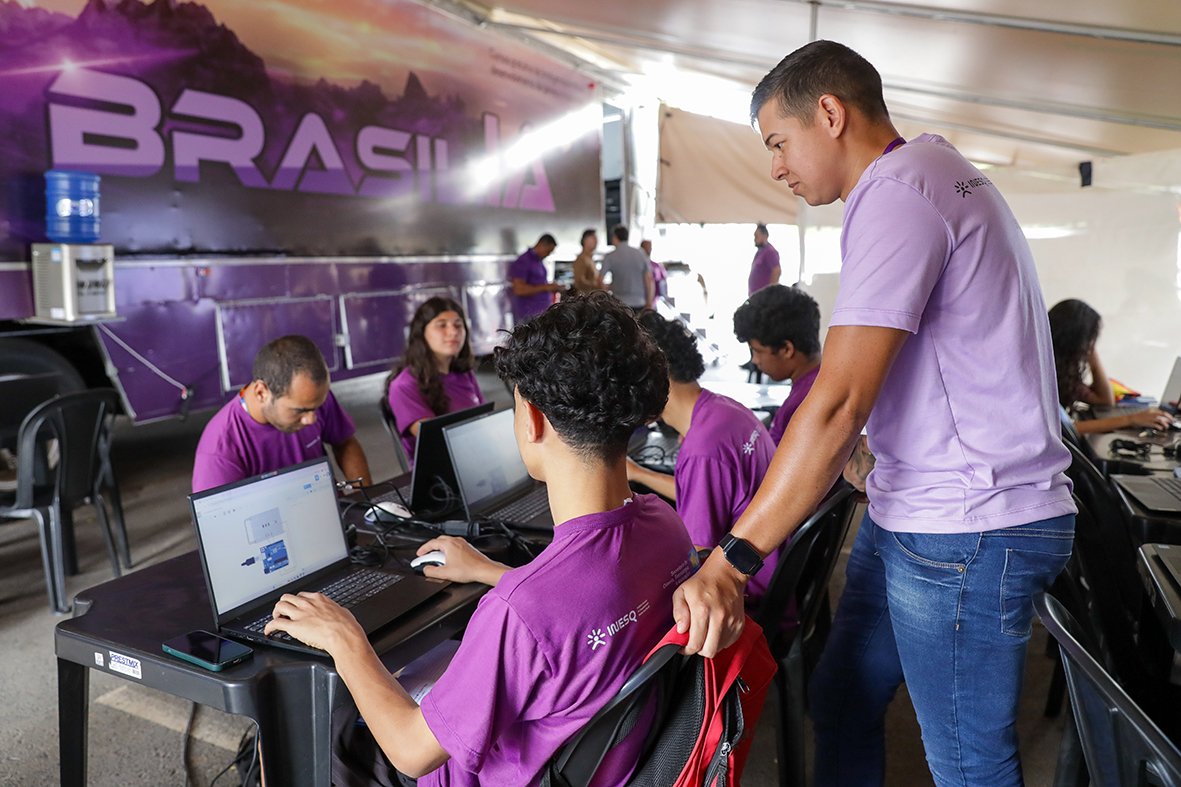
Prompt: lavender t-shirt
<box><xmin>192</xmin><ymin>390</ymin><xmax>355</xmax><ymax>492</ymax></box>
<box><xmin>769</xmin><ymin>365</ymin><xmax>819</xmax><ymax>445</ymax></box>
<box><xmin>831</xmin><ymin>133</ymin><xmax>1073</xmax><ymax>533</ymax></box>
<box><xmin>387</xmin><ymin>368</ymin><xmax>485</xmax><ymax>462</ymax></box>
<box><xmin>674</xmin><ymin>390</ymin><xmax>777</xmax><ymax>601</ymax></box>
<box><xmin>748</xmin><ymin>242</ymin><xmax>780</xmax><ymax>295</ymax></box>
<box><xmin>418</xmin><ymin>494</ymin><xmax>695</xmax><ymax>786</ymax></box>
<box><xmin>508</xmin><ymin>248</ymin><xmax>552</xmax><ymax>322</ymax></box>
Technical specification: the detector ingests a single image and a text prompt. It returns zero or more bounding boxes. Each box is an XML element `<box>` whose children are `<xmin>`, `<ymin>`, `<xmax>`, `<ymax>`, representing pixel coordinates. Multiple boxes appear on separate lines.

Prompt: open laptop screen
<box><xmin>1161</xmin><ymin>356</ymin><xmax>1181</xmax><ymax>411</ymax></box>
<box><xmin>190</xmin><ymin>459</ymin><xmax>346</xmax><ymax>616</ymax></box>
<box><xmin>444</xmin><ymin>409</ymin><xmax>532</xmax><ymax>512</ymax></box>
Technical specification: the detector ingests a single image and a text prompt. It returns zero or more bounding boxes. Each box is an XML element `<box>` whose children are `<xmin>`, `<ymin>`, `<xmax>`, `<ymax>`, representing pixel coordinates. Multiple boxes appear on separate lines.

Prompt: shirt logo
<box><xmin>954</xmin><ymin>176</ymin><xmax>992</xmax><ymax>198</ymax></box>
<box><xmin>587</xmin><ymin>629</ymin><xmax>608</xmax><ymax>650</ymax></box>
<box><xmin>586</xmin><ymin>600</ymin><xmax>650</xmax><ymax>651</ymax></box>
<box><xmin>304</xmin><ymin>436</ymin><xmax>321</xmax><ymax>449</ymax></box>
<box><xmin>742</xmin><ymin>429</ymin><xmax>761</xmax><ymax>456</ymax></box>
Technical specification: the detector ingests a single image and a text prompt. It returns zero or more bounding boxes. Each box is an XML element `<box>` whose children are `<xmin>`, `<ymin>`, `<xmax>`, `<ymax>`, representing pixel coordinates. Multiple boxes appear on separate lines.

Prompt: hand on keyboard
<box><xmin>264</xmin><ymin>591</ymin><xmax>368</xmax><ymax>656</ymax></box>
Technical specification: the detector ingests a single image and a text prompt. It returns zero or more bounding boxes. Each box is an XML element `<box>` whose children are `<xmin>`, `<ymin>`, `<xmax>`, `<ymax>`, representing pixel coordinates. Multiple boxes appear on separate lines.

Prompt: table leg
<box><xmin>257</xmin><ymin>667</ymin><xmax>337</xmax><ymax>786</ymax></box>
<box><xmin>58</xmin><ymin>658</ymin><xmax>89</xmax><ymax>787</ymax></box>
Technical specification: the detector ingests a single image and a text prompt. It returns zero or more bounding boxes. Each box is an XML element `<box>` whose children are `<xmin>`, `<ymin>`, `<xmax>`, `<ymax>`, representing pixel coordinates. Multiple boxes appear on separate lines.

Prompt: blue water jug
<box><xmin>45</xmin><ymin>170</ymin><xmax>101</xmax><ymax>243</ymax></box>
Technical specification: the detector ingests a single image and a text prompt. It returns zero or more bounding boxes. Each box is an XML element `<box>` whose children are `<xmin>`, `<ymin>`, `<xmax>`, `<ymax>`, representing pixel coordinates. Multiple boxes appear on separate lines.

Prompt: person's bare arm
<box><xmin>644</xmin><ymin>270</ymin><xmax>655</xmax><ymax>307</ymax></box>
<box><xmin>512</xmin><ymin>278</ymin><xmax>561</xmax><ymax>296</ymax></box>
<box><xmin>332</xmin><ymin>435</ymin><xmax>372</xmax><ymax>487</ymax></box>
<box><xmin>769</xmin><ymin>265</ymin><xmax>781</xmax><ymax>285</ymax></box>
<box><xmin>1079</xmin><ymin>348</ymin><xmax>1116</xmax><ymax>406</ymax></box>
<box><xmin>673</xmin><ymin>325</ymin><xmax>909</xmax><ymax>656</ymax></box>
<box><xmin>1074</xmin><ymin>407</ymin><xmax>1173</xmax><ymax>434</ymax></box>
<box><xmin>626</xmin><ymin>458</ymin><xmax>677</xmax><ymax>500</ymax></box>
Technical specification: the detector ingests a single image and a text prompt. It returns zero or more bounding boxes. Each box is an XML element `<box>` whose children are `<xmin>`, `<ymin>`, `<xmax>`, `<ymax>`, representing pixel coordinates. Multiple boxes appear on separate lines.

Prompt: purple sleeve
<box><xmin>769</xmin><ymin>405</ymin><xmax>791</xmax><ymax>445</ymax></box>
<box><xmin>674</xmin><ymin>456</ymin><xmax>738</xmax><ymax>549</ymax></box>
<box><xmin>191</xmin><ymin>451</ymin><xmax>247</xmax><ymax>493</ymax></box>
<box><xmin>831</xmin><ymin>179</ymin><xmax>950</xmax><ymax>333</ymax></box>
<box><xmin>508</xmin><ymin>256</ymin><xmax>529</xmax><ymax>282</ymax></box>
<box><xmin>317</xmin><ymin>391</ymin><xmax>356</xmax><ymax>446</ymax></box>
<box><xmin>388</xmin><ymin>371</ymin><xmax>435</xmax><ymax>438</ymax></box>
<box><xmin>767</xmin><ymin>245</ymin><xmax>780</xmax><ymax>268</ymax></box>
<box><xmin>419</xmin><ymin>596</ymin><xmax>550</xmax><ymax>774</ymax></box>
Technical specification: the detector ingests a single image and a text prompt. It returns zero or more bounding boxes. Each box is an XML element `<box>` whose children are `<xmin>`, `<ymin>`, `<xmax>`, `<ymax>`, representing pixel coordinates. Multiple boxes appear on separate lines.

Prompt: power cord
<box><xmin>210</xmin><ymin>724</ymin><xmax>260</xmax><ymax>786</ymax></box>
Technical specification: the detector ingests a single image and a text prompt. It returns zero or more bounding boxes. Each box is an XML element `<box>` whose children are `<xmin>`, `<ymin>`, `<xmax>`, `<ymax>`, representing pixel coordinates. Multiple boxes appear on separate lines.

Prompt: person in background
<box><xmin>641</xmin><ymin>239</ymin><xmax>668</xmax><ymax>306</ymax></box>
<box><xmin>600</xmin><ymin>225</ymin><xmax>653</xmax><ymax>311</ymax></box>
<box><xmin>193</xmin><ymin>335</ymin><xmax>371</xmax><ymax>492</ymax></box>
<box><xmin>509</xmin><ymin>234</ymin><xmax>562</xmax><ymax>323</ymax></box>
<box><xmin>747</xmin><ymin>223</ymin><xmax>781</xmax><ymax>295</ymax></box>
<box><xmin>266</xmin><ymin>292</ymin><xmax>694</xmax><ymax>787</ymax></box>
<box><xmin>733</xmin><ymin>284</ymin><xmax>822</xmax><ymax>444</ymax></box>
<box><xmin>1049</xmin><ymin>298</ymin><xmax>1172</xmax><ymax>433</ymax></box>
<box><xmin>386</xmin><ymin>297</ymin><xmax>486</xmax><ymax>464</ymax></box>
<box><xmin>572</xmin><ymin>228</ymin><xmax>602</xmax><ymax>293</ymax></box>
<box><xmin>626</xmin><ymin>312</ymin><xmax>779</xmax><ymax>609</ymax></box>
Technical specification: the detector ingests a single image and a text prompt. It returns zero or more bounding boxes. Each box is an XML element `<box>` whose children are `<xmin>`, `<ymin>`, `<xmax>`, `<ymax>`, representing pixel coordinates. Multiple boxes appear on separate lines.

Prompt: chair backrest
<box><xmin>1035</xmin><ymin>591</ymin><xmax>1181</xmax><ymax>787</ymax></box>
<box><xmin>754</xmin><ymin>483</ymin><xmax>856</xmax><ymax>658</ymax></box>
<box><xmin>379</xmin><ymin>376</ymin><xmax>411</xmax><ymax>473</ymax></box>
<box><xmin>15</xmin><ymin>389</ymin><xmax>120</xmax><ymax>510</ymax></box>
<box><xmin>542</xmin><ymin>643</ymin><xmax>683</xmax><ymax>787</ymax></box>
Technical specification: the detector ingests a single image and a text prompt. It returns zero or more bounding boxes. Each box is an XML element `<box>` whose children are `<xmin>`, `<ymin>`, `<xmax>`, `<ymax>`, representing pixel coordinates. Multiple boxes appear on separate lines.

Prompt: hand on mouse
<box><xmin>1125</xmin><ymin>407</ymin><xmax>1173</xmax><ymax>431</ymax></box>
<box><xmin>416</xmin><ymin>536</ymin><xmax>512</xmax><ymax>587</ymax></box>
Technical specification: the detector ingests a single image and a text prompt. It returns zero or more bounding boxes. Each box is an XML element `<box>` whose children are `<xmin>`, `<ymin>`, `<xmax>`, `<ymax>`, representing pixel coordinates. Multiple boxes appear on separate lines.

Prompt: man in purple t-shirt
<box><xmin>265</xmin><ymin>293</ymin><xmax>695</xmax><ymax>787</ymax></box>
<box><xmin>192</xmin><ymin>335</ymin><xmax>372</xmax><ymax>492</ymax></box>
<box><xmin>508</xmin><ymin>233</ymin><xmax>562</xmax><ymax>324</ymax></box>
<box><xmin>747</xmin><ymin>223</ymin><xmax>781</xmax><ymax>295</ymax></box>
<box><xmin>677</xmin><ymin>42</ymin><xmax>1074</xmax><ymax>786</ymax></box>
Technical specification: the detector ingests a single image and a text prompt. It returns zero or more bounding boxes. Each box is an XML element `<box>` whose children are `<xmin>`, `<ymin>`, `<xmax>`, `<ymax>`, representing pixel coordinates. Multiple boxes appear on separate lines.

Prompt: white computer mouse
<box><xmin>363</xmin><ymin>501</ymin><xmax>411</xmax><ymax>522</ymax></box>
<box><xmin>410</xmin><ymin>550</ymin><xmax>446</xmax><ymax>573</ymax></box>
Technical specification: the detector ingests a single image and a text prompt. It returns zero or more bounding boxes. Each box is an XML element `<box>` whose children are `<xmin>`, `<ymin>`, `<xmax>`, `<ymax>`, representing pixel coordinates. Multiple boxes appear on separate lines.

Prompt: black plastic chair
<box><xmin>1036</xmin><ymin>591</ymin><xmax>1181</xmax><ymax>787</ymax></box>
<box><xmin>542</xmin><ymin>642</ymin><xmax>682</xmax><ymax>787</ymax></box>
<box><xmin>0</xmin><ymin>389</ymin><xmax>127</xmax><ymax>612</ymax></box>
<box><xmin>754</xmin><ymin>483</ymin><xmax>857</xmax><ymax>787</ymax></box>
<box><xmin>378</xmin><ymin>384</ymin><xmax>411</xmax><ymax>474</ymax></box>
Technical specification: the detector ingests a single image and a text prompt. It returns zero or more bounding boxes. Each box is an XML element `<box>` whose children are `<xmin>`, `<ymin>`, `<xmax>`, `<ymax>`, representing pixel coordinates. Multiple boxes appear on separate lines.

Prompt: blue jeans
<box><xmin>809</xmin><ymin>513</ymin><xmax>1074</xmax><ymax>786</ymax></box>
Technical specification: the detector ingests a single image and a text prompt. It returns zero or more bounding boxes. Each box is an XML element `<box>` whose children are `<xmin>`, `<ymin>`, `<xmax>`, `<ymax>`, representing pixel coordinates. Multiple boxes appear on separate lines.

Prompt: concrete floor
<box><xmin>0</xmin><ymin>366</ymin><xmax>1067</xmax><ymax>785</ymax></box>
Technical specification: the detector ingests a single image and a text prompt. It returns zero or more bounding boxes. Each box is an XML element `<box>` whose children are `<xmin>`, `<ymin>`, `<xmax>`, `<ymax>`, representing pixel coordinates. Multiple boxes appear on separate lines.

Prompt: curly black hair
<box><xmin>733</xmin><ymin>284</ymin><xmax>821</xmax><ymax>356</ymax></box>
<box><xmin>494</xmin><ymin>291</ymin><xmax>668</xmax><ymax>462</ymax></box>
<box><xmin>1048</xmin><ymin>298</ymin><xmax>1102</xmax><ymax>408</ymax></box>
<box><xmin>637</xmin><ymin>311</ymin><xmax>705</xmax><ymax>384</ymax></box>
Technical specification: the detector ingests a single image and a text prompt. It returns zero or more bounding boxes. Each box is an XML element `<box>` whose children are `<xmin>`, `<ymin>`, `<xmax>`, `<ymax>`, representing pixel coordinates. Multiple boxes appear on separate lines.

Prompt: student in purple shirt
<box><xmin>192</xmin><ymin>335</ymin><xmax>372</xmax><ymax>493</ymax></box>
<box><xmin>747</xmin><ymin>223</ymin><xmax>781</xmax><ymax>295</ymax></box>
<box><xmin>386</xmin><ymin>297</ymin><xmax>486</xmax><ymax>465</ymax></box>
<box><xmin>626</xmin><ymin>312</ymin><xmax>778</xmax><ymax>606</ymax></box>
<box><xmin>733</xmin><ymin>284</ymin><xmax>822</xmax><ymax>445</ymax></box>
<box><xmin>265</xmin><ymin>292</ymin><xmax>695</xmax><ymax>787</ymax></box>
<box><xmin>676</xmin><ymin>42</ymin><xmax>1075</xmax><ymax>786</ymax></box>
<box><xmin>508</xmin><ymin>233</ymin><xmax>562</xmax><ymax>323</ymax></box>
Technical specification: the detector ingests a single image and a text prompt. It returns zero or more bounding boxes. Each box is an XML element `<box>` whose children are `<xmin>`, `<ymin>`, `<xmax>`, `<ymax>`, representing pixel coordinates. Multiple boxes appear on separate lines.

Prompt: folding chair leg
<box><xmin>1053</xmin><ymin>703</ymin><xmax>1089</xmax><ymax>787</ymax></box>
<box><xmin>37</xmin><ymin>505</ymin><xmax>71</xmax><ymax>613</ymax></box>
<box><xmin>102</xmin><ymin>466</ymin><xmax>132</xmax><ymax>569</ymax></box>
<box><xmin>92</xmin><ymin>493</ymin><xmax>122</xmax><ymax>578</ymax></box>
<box><xmin>59</xmin><ymin>504</ymin><xmax>79</xmax><ymax>576</ymax></box>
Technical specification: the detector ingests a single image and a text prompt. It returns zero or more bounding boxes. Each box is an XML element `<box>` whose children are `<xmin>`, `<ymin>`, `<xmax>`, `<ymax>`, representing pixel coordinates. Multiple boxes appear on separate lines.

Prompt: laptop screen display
<box><xmin>191</xmin><ymin>460</ymin><xmax>347</xmax><ymax>616</ymax></box>
<box><xmin>445</xmin><ymin>409</ymin><xmax>532</xmax><ymax>511</ymax></box>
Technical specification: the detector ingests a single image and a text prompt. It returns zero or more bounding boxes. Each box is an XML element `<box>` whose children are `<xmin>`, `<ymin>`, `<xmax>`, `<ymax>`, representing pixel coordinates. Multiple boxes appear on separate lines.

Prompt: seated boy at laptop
<box><xmin>265</xmin><ymin>291</ymin><xmax>696</xmax><ymax>786</ymax></box>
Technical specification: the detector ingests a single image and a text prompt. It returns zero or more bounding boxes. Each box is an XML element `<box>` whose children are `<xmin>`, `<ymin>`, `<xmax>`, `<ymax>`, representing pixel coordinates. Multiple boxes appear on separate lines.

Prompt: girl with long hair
<box><xmin>385</xmin><ymin>297</ymin><xmax>485</xmax><ymax>463</ymax></box>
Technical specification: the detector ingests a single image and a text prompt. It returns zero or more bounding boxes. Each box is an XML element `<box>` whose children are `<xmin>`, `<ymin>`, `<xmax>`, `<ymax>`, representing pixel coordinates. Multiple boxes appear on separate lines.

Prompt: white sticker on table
<box><xmin>108</xmin><ymin>651</ymin><xmax>142</xmax><ymax>680</ymax></box>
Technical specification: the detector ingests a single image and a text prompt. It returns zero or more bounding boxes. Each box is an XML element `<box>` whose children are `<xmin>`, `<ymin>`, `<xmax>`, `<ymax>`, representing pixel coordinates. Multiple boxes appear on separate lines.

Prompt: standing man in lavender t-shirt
<box><xmin>508</xmin><ymin>233</ymin><xmax>562</xmax><ymax>324</ymax></box>
<box><xmin>265</xmin><ymin>293</ymin><xmax>695</xmax><ymax>787</ymax></box>
<box><xmin>747</xmin><ymin>223</ymin><xmax>781</xmax><ymax>295</ymax></box>
<box><xmin>192</xmin><ymin>335</ymin><xmax>372</xmax><ymax>493</ymax></box>
<box><xmin>675</xmin><ymin>42</ymin><xmax>1074</xmax><ymax>786</ymax></box>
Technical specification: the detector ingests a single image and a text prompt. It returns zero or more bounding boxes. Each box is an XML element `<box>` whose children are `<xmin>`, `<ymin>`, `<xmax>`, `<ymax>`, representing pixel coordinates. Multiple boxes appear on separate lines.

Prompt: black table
<box><xmin>1138</xmin><ymin>543</ymin><xmax>1181</xmax><ymax>655</ymax></box>
<box><xmin>1109</xmin><ymin>481</ymin><xmax>1181</xmax><ymax>547</ymax></box>
<box><xmin>56</xmin><ymin>550</ymin><xmax>486</xmax><ymax>786</ymax></box>
<box><xmin>1086</xmin><ymin>430</ymin><xmax>1181</xmax><ymax>474</ymax></box>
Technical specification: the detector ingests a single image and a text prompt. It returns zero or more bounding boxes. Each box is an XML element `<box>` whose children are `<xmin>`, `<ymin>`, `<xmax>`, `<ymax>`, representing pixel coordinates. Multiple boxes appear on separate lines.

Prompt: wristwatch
<box><xmin>719</xmin><ymin>533</ymin><xmax>764</xmax><ymax>577</ymax></box>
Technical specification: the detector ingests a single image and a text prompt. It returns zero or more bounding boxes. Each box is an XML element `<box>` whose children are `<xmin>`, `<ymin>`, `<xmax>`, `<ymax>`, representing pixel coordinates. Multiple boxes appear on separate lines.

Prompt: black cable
<box><xmin>182</xmin><ymin>701</ymin><xmax>197</xmax><ymax>787</ymax></box>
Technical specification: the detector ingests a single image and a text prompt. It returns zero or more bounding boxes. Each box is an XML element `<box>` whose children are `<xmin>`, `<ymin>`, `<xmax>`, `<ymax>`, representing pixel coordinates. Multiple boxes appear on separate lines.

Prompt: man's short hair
<box><xmin>494</xmin><ymin>291</ymin><xmax>667</xmax><ymax>462</ymax></box>
<box><xmin>755</xmin><ymin>223</ymin><xmax>769</xmax><ymax>237</ymax></box>
<box><xmin>733</xmin><ymin>285</ymin><xmax>821</xmax><ymax>356</ymax></box>
<box><xmin>638</xmin><ymin>312</ymin><xmax>705</xmax><ymax>384</ymax></box>
<box><xmin>580</xmin><ymin>228</ymin><xmax>597</xmax><ymax>244</ymax></box>
<box><xmin>611</xmin><ymin>224</ymin><xmax>629</xmax><ymax>243</ymax></box>
<box><xmin>749</xmin><ymin>40</ymin><xmax>890</xmax><ymax>127</ymax></box>
<box><xmin>252</xmin><ymin>335</ymin><xmax>329</xmax><ymax>397</ymax></box>
<box><xmin>537</xmin><ymin>233</ymin><xmax>557</xmax><ymax>247</ymax></box>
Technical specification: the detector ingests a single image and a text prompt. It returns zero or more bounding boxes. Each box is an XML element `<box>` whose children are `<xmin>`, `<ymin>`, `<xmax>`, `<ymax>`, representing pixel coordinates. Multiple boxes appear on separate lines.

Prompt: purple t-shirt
<box><xmin>192</xmin><ymin>390</ymin><xmax>356</xmax><ymax>492</ymax></box>
<box><xmin>769</xmin><ymin>365</ymin><xmax>819</xmax><ymax>445</ymax></box>
<box><xmin>418</xmin><ymin>494</ymin><xmax>695</xmax><ymax>786</ymax></box>
<box><xmin>674</xmin><ymin>390</ymin><xmax>777</xmax><ymax>601</ymax></box>
<box><xmin>508</xmin><ymin>248</ymin><xmax>552</xmax><ymax>322</ymax></box>
<box><xmin>831</xmin><ymin>133</ymin><xmax>1073</xmax><ymax>534</ymax></box>
<box><xmin>747</xmin><ymin>242</ymin><xmax>780</xmax><ymax>295</ymax></box>
<box><xmin>387</xmin><ymin>367</ymin><xmax>486</xmax><ymax>463</ymax></box>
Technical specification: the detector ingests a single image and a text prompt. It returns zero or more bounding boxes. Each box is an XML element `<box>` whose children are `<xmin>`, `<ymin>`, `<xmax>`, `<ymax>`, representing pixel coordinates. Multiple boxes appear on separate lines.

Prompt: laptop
<box><xmin>189</xmin><ymin>458</ymin><xmax>448</xmax><ymax>656</ymax></box>
<box><xmin>1112</xmin><ymin>473</ymin><xmax>1181</xmax><ymax>515</ymax></box>
<box><xmin>442</xmin><ymin>408</ymin><xmax>553</xmax><ymax>531</ymax></box>
<box><xmin>1161</xmin><ymin>357</ymin><xmax>1181</xmax><ymax>414</ymax></box>
<box><xmin>407</xmin><ymin>402</ymin><xmax>495</xmax><ymax>515</ymax></box>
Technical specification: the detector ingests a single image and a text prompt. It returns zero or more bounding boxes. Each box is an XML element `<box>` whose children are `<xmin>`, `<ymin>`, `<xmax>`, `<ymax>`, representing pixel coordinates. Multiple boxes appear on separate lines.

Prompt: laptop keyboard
<box><xmin>490</xmin><ymin>486</ymin><xmax>550</xmax><ymax>523</ymax></box>
<box><xmin>373</xmin><ymin>485</ymin><xmax>412</xmax><ymax>506</ymax></box>
<box><xmin>242</xmin><ymin>569</ymin><xmax>403</xmax><ymax>641</ymax></box>
<box><xmin>1155</xmin><ymin>476</ymin><xmax>1181</xmax><ymax>499</ymax></box>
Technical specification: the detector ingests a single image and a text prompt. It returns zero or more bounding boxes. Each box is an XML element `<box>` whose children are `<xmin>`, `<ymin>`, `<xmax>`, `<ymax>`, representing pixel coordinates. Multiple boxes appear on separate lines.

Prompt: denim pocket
<box><xmin>888</xmin><ymin>531</ymin><xmax>982</xmax><ymax>570</ymax></box>
<box><xmin>1000</xmin><ymin>542</ymin><xmax>1072</xmax><ymax>636</ymax></box>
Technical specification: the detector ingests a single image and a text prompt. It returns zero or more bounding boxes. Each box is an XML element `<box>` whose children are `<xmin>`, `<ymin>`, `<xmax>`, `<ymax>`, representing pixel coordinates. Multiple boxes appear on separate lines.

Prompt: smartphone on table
<box><xmin>162</xmin><ymin>630</ymin><xmax>254</xmax><ymax>671</ymax></box>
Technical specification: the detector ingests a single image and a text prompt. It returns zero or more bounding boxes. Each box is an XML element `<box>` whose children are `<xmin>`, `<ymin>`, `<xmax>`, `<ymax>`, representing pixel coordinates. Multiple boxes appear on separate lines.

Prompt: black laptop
<box><xmin>189</xmin><ymin>458</ymin><xmax>448</xmax><ymax>656</ymax></box>
<box><xmin>408</xmin><ymin>402</ymin><xmax>495</xmax><ymax>515</ymax></box>
<box><xmin>1113</xmin><ymin>473</ymin><xmax>1181</xmax><ymax>515</ymax></box>
<box><xmin>442</xmin><ymin>408</ymin><xmax>553</xmax><ymax>531</ymax></box>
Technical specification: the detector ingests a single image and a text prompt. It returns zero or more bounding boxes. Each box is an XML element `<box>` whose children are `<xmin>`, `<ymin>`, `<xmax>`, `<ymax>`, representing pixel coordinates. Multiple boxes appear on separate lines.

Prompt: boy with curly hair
<box><xmin>265</xmin><ymin>291</ymin><xmax>696</xmax><ymax>786</ymax></box>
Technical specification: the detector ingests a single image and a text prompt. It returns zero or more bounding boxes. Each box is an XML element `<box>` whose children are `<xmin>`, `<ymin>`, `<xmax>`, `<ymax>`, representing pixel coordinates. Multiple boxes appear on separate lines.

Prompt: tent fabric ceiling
<box><xmin>471</xmin><ymin>0</ymin><xmax>1181</xmax><ymax>179</ymax></box>
<box><xmin>657</xmin><ymin>105</ymin><xmax>800</xmax><ymax>225</ymax></box>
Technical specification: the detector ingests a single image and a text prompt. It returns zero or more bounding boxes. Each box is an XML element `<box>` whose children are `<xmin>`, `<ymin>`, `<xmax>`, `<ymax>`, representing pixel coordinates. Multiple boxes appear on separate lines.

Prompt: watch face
<box><xmin>723</xmin><ymin>535</ymin><xmax>763</xmax><ymax>576</ymax></box>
